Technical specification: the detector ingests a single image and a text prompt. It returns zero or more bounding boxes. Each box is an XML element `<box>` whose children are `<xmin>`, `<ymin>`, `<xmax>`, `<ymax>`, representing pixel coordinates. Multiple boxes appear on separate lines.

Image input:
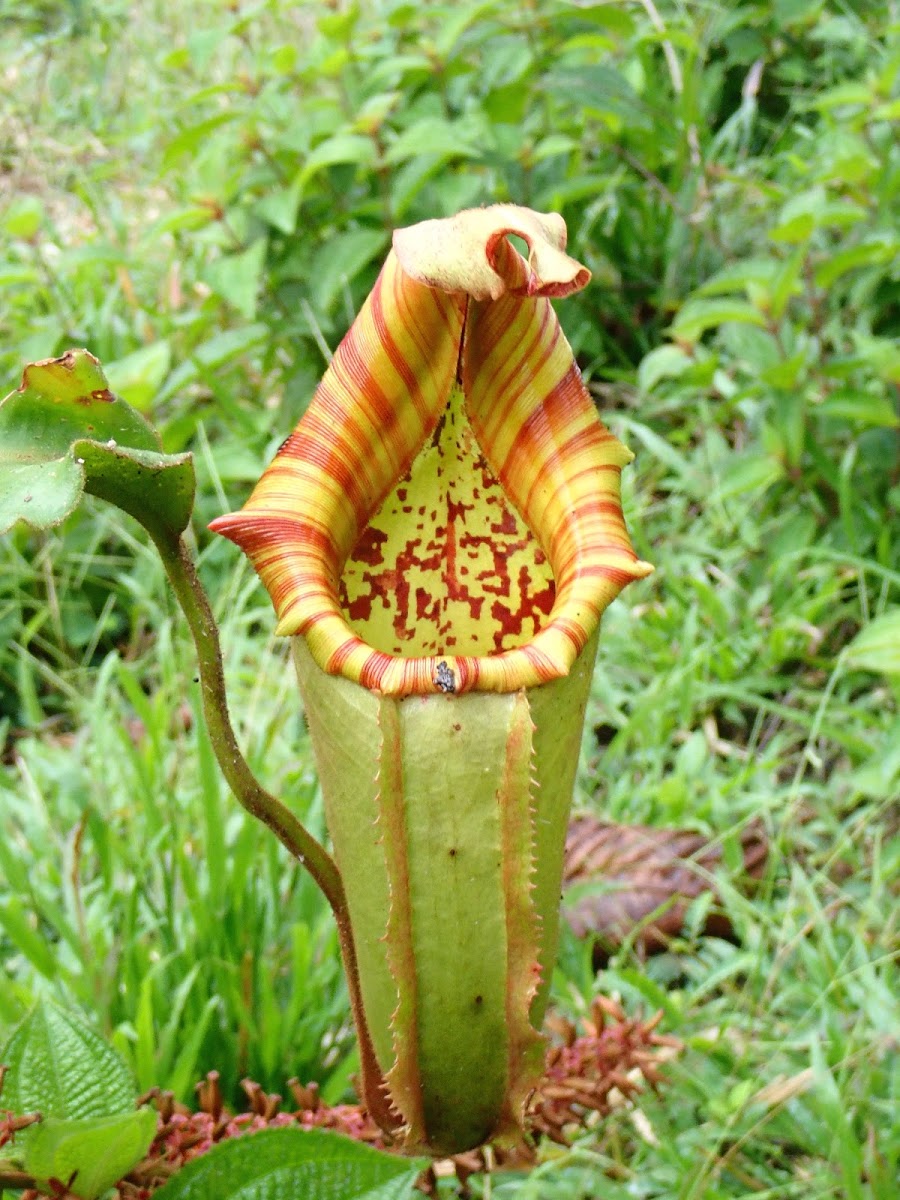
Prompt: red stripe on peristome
<box><xmin>578</xmin><ymin>564</ymin><xmax>641</xmax><ymax>588</ymax></box>
<box><xmin>464</xmin><ymin>298</ymin><xmax>555</xmax><ymax>442</ymax></box>
<box><xmin>326</xmin><ymin>635</ymin><xmax>367</xmax><ymax>675</ymax></box>
<box><xmin>550</xmin><ymin>615</ymin><xmax>587</xmax><ymax>652</ymax></box>
<box><xmin>371</xmin><ymin>268</ymin><xmax>431</xmax><ymax>426</ymax></box>
<box><xmin>211</xmin><ymin>516</ymin><xmax>338</xmax><ymax>559</ymax></box>
<box><xmin>488</xmin><ymin>303</ymin><xmax>555</xmax><ymax>427</ymax></box>
<box><xmin>327</xmin><ymin>355</ymin><xmax>407</xmax><ymax>472</ymax></box>
<box><xmin>519</xmin><ymin>642</ymin><xmax>562</xmax><ymax>683</ymax></box>
<box><xmin>389</xmin><ymin>271</ymin><xmax>461</xmax><ymax>408</ymax></box>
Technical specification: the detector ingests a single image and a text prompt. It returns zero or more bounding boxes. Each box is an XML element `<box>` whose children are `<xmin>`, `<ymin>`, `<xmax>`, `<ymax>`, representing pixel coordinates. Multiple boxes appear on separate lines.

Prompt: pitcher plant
<box><xmin>211</xmin><ymin>205</ymin><xmax>652</xmax><ymax>1155</ymax></box>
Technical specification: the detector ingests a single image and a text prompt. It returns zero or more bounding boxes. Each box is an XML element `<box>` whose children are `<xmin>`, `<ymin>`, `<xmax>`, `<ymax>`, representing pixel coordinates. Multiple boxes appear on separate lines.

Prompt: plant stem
<box><xmin>155</xmin><ymin>532</ymin><xmax>341</xmax><ymax>901</ymax></box>
<box><xmin>151</xmin><ymin>532</ymin><xmax>398</xmax><ymax>1135</ymax></box>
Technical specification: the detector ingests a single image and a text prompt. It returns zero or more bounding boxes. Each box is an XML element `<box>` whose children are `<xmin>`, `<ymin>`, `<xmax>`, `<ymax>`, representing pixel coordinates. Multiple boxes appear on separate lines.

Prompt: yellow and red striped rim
<box><xmin>211</xmin><ymin>206</ymin><xmax>652</xmax><ymax>696</ymax></box>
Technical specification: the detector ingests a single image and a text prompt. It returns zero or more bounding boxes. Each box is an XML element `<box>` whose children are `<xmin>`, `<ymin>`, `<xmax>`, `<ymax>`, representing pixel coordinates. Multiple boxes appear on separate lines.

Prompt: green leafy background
<box><xmin>0</xmin><ymin>1</ymin><xmax>897</xmax><ymax>1197</ymax></box>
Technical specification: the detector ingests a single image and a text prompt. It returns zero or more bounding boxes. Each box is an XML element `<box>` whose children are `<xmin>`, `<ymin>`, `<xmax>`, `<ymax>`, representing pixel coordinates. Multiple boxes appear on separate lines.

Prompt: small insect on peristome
<box><xmin>433</xmin><ymin>661</ymin><xmax>456</xmax><ymax>693</ymax></box>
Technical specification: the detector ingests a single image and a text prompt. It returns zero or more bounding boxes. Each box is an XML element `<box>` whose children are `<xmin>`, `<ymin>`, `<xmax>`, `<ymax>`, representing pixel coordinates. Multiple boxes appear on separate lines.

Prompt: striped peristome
<box><xmin>211</xmin><ymin>205</ymin><xmax>652</xmax><ymax>697</ymax></box>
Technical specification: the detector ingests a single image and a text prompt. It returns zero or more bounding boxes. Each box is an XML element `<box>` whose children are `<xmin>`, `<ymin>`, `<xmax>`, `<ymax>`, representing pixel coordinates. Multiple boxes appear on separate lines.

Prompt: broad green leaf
<box><xmin>530</xmin><ymin>133</ymin><xmax>578</xmax><ymax>162</ymax></box>
<box><xmin>809</xmin><ymin>82</ymin><xmax>873</xmax><ymax>109</ymax></box>
<box><xmin>103</xmin><ymin>341</ymin><xmax>172</xmax><ymax>412</ymax></box>
<box><xmin>256</xmin><ymin>178</ymin><xmax>304</xmax><ymax>235</ymax></box>
<box><xmin>298</xmin><ymin>133</ymin><xmax>377</xmax><ymax>184</ymax></box>
<box><xmin>148</xmin><ymin>205</ymin><xmax>218</xmax><ymax>236</ymax></box>
<box><xmin>317</xmin><ymin>4</ymin><xmax>360</xmax><ymax>38</ymax></box>
<box><xmin>161</xmin><ymin>112</ymin><xmax>239</xmax><ymax>166</ymax></box>
<box><xmin>434</xmin><ymin>0</ymin><xmax>500</xmax><ymax>59</ymax></box>
<box><xmin>768</xmin><ymin>212</ymin><xmax>815</xmax><ymax>244</ymax></box>
<box><xmin>309</xmin><ymin>228</ymin><xmax>388</xmax><ymax>312</ymax></box>
<box><xmin>205</xmin><ymin>239</ymin><xmax>268</xmax><ymax>320</ymax></box>
<box><xmin>153</xmin><ymin>1127</ymin><xmax>426</xmax><ymax>1200</ymax></box>
<box><xmin>559</xmin><ymin>1</ymin><xmax>635</xmax><ymax>34</ymax></box>
<box><xmin>0</xmin><ymin>350</ymin><xmax>195</xmax><ymax>540</ymax></box>
<box><xmin>853</xmin><ymin>335</ymin><xmax>900</xmax><ymax>384</ymax></box>
<box><xmin>696</xmin><ymin>258</ymin><xmax>778</xmax><ymax>297</ymax></box>
<box><xmin>384</xmin><ymin>118</ymin><xmax>481</xmax><ymax>165</ymax></box>
<box><xmin>816</xmin><ymin>389</ymin><xmax>899</xmax><ymax>428</ymax></box>
<box><xmin>24</xmin><ymin>1109</ymin><xmax>158</xmax><ymax>1200</ymax></box>
<box><xmin>0</xmin><ymin>456</ymin><xmax>82</xmax><ymax>532</ymax></box>
<box><xmin>638</xmin><ymin>345</ymin><xmax>692</xmax><ymax>393</ymax></box>
<box><xmin>814</xmin><ymin>239</ymin><xmax>898</xmax><ymax>289</ymax></box>
<box><xmin>760</xmin><ymin>352</ymin><xmax>806</xmax><ymax>390</ymax></box>
<box><xmin>844</xmin><ymin>611</ymin><xmax>900</xmax><ymax>676</ymax></box>
<box><xmin>543</xmin><ymin>66</ymin><xmax>650</xmax><ymax>127</ymax></box>
<box><xmin>1</xmin><ymin>351</ymin><xmax>159</xmax><ymax>456</ymax></box>
<box><xmin>714</xmin><ymin>454</ymin><xmax>785</xmax><ymax>501</ymax></box>
<box><xmin>1</xmin><ymin>999</ymin><xmax>136</xmax><ymax>1121</ymax></box>
<box><xmin>271</xmin><ymin>43</ymin><xmax>298</xmax><ymax>74</ymax></box>
<box><xmin>353</xmin><ymin>91</ymin><xmax>401</xmax><ymax>134</ymax></box>
<box><xmin>3</xmin><ymin>195</ymin><xmax>45</xmax><ymax>239</ymax></box>
<box><xmin>670</xmin><ymin>299</ymin><xmax>767</xmax><ymax>343</ymax></box>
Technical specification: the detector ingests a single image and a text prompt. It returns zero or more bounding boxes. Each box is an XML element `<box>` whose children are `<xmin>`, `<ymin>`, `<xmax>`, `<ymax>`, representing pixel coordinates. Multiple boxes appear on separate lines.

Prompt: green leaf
<box><xmin>530</xmin><ymin>133</ymin><xmax>578</xmax><ymax>162</ymax></box>
<box><xmin>205</xmin><ymin>239</ymin><xmax>268</xmax><ymax>320</ymax></box>
<box><xmin>638</xmin><ymin>345</ymin><xmax>692</xmax><ymax>393</ymax></box>
<box><xmin>434</xmin><ymin>0</ymin><xmax>500</xmax><ymax>59</ymax></box>
<box><xmin>1</xmin><ymin>999</ymin><xmax>137</xmax><ymax>1121</ymax></box>
<box><xmin>157</xmin><ymin>324</ymin><xmax>270</xmax><ymax>403</ymax></box>
<box><xmin>3</xmin><ymin>195</ymin><xmax>45</xmax><ymax>239</ymax></box>
<box><xmin>309</xmin><ymin>228</ymin><xmax>388</xmax><ymax>312</ymax></box>
<box><xmin>853</xmin><ymin>334</ymin><xmax>900</xmax><ymax>384</ymax></box>
<box><xmin>543</xmin><ymin>66</ymin><xmax>650</xmax><ymax>128</ymax></box>
<box><xmin>0</xmin><ymin>349</ymin><xmax>194</xmax><ymax>540</ymax></box>
<box><xmin>696</xmin><ymin>258</ymin><xmax>778</xmax><ymax>297</ymax></box>
<box><xmin>770</xmin><ymin>245</ymin><xmax>806</xmax><ymax>321</ymax></box>
<box><xmin>298</xmin><ymin>133</ymin><xmax>377</xmax><ymax>184</ymax></box>
<box><xmin>670</xmin><ymin>299</ymin><xmax>767</xmax><ymax>343</ymax></box>
<box><xmin>317</xmin><ymin>4</ymin><xmax>360</xmax><ymax>39</ymax></box>
<box><xmin>809</xmin><ymin>82</ymin><xmax>873</xmax><ymax>110</ymax></box>
<box><xmin>152</xmin><ymin>1127</ymin><xmax>426</xmax><ymax>1200</ymax></box>
<box><xmin>768</xmin><ymin>212</ymin><xmax>815</xmax><ymax>244</ymax></box>
<box><xmin>24</xmin><ymin>1109</ymin><xmax>158</xmax><ymax>1200</ymax></box>
<box><xmin>844</xmin><ymin>611</ymin><xmax>900</xmax><ymax>676</ymax></box>
<box><xmin>255</xmin><ymin>178</ymin><xmax>304</xmax><ymax>235</ymax></box>
<box><xmin>384</xmin><ymin>118</ymin><xmax>481</xmax><ymax>166</ymax></box>
<box><xmin>813</xmin><ymin>239</ymin><xmax>898</xmax><ymax>289</ymax></box>
<box><xmin>103</xmin><ymin>341</ymin><xmax>172</xmax><ymax>412</ymax></box>
<box><xmin>816</xmin><ymin>389</ymin><xmax>899</xmax><ymax>428</ymax></box>
<box><xmin>0</xmin><ymin>896</ymin><xmax>59</xmax><ymax>978</ymax></box>
<box><xmin>714</xmin><ymin>454</ymin><xmax>786</xmax><ymax>501</ymax></box>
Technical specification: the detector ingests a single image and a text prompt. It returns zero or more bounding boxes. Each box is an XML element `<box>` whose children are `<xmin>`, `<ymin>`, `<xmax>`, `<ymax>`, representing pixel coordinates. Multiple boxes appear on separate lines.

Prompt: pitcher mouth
<box><xmin>210</xmin><ymin>205</ymin><xmax>653</xmax><ymax>697</ymax></box>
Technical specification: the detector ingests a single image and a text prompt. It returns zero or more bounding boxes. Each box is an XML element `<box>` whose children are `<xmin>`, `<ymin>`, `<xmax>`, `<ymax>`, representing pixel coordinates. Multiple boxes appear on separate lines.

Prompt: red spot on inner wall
<box><xmin>339</xmin><ymin>392</ymin><xmax>556</xmax><ymax>656</ymax></box>
<box><xmin>351</xmin><ymin>526</ymin><xmax>388</xmax><ymax>567</ymax></box>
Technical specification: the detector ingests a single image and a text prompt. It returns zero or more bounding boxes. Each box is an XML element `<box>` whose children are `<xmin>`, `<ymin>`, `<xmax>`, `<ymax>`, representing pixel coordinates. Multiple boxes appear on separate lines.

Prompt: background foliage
<box><xmin>1</xmin><ymin>1</ymin><xmax>897</xmax><ymax>1196</ymax></box>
